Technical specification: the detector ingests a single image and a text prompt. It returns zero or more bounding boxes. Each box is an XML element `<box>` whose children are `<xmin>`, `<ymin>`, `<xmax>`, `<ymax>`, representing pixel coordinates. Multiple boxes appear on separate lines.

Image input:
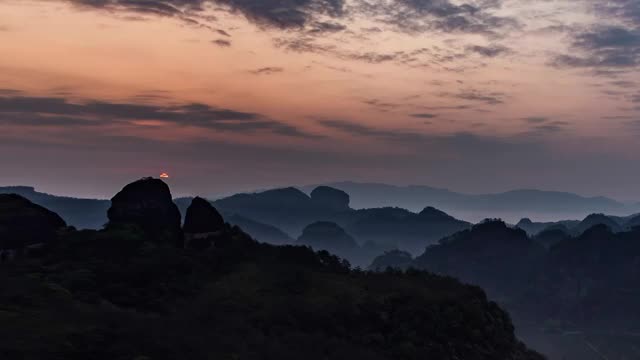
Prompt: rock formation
<box><xmin>183</xmin><ymin>197</ymin><xmax>225</xmax><ymax>249</ymax></box>
<box><xmin>107</xmin><ymin>177</ymin><xmax>182</xmax><ymax>245</ymax></box>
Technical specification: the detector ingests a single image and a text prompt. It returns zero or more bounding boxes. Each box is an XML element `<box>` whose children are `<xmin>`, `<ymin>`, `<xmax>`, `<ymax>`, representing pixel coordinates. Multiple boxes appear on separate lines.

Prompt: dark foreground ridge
<box><xmin>0</xmin><ymin>178</ymin><xmax>543</xmax><ymax>360</ymax></box>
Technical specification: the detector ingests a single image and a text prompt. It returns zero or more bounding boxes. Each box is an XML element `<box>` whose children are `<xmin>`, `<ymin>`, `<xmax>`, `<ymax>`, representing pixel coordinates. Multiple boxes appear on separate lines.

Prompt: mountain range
<box><xmin>3</xmin><ymin>178</ymin><xmax>640</xmax><ymax>359</ymax></box>
<box><xmin>301</xmin><ymin>182</ymin><xmax>640</xmax><ymax>223</ymax></box>
<box><xmin>4</xmin><ymin>183</ymin><xmax>639</xmax><ymax>269</ymax></box>
<box><xmin>0</xmin><ymin>178</ymin><xmax>543</xmax><ymax>360</ymax></box>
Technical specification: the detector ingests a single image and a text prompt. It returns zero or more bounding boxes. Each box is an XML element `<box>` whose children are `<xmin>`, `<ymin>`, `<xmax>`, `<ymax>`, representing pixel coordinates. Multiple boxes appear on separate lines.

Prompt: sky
<box><xmin>0</xmin><ymin>0</ymin><xmax>639</xmax><ymax>200</ymax></box>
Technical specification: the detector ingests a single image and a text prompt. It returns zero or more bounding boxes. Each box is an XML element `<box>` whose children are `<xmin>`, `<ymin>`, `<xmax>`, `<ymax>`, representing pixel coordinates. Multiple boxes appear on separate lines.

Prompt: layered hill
<box><xmin>516</xmin><ymin>212</ymin><xmax>639</xmax><ymax>236</ymax></box>
<box><xmin>303</xmin><ymin>182</ymin><xmax>638</xmax><ymax>223</ymax></box>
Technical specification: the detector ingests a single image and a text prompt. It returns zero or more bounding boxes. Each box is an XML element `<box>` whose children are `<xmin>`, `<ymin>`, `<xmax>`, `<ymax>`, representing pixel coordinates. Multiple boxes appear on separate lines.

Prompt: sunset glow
<box><xmin>1</xmin><ymin>0</ymin><xmax>639</xmax><ymax>200</ymax></box>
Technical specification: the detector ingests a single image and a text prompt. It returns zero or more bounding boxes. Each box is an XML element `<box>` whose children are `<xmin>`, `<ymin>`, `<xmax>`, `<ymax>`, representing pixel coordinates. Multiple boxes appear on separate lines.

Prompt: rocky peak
<box><xmin>107</xmin><ymin>177</ymin><xmax>182</xmax><ymax>244</ymax></box>
<box><xmin>183</xmin><ymin>197</ymin><xmax>225</xmax><ymax>234</ymax></box>
<box><xmin>310</xmin><ymin>186</ymin><xmax>350</xmax><ymax>211</ymax></box>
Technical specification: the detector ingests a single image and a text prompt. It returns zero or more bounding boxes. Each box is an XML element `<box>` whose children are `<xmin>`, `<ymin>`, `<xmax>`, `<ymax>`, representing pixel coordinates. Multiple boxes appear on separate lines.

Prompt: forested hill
<box><xmin>0</xmin><ymin>178</ymin><xmax>543</xmax><ymax>360</ymax></box>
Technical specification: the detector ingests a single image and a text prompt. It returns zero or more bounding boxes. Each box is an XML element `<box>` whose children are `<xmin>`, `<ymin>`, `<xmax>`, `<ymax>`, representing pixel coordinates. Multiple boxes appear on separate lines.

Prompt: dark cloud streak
<box><xmin>0</xmin><ymin>93</ymin><xmax>317</xmax><ymax>138</ymax></box>
<box><xmin>212</xmin><ymin>38</ymin><xmax>231</xmax><ymax>47</ymax></box>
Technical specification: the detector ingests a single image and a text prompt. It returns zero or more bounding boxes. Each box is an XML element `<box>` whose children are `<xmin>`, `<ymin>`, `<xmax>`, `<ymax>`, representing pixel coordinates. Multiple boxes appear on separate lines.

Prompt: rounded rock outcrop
<box><xmin>107</xmin><ymin>177</ymin><xmax>182</xmax><ymax>244</ymax></box>
<box><xmin>183</xmin><ymin>197</ymin><xmax>225</xmax><ymax>234</ymax></box>
<box><xmin>310</xmin><ymin>186</ymin><xmax>350</xmax><ymax>211</ymax></box>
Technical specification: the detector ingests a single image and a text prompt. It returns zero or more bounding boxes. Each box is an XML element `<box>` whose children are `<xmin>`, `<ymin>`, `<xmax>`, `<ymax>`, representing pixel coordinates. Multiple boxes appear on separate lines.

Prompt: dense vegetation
<box><xmin>370</xmin><ymin>220</ymin><xmax>640</xmax><ymax>360</ymax></box>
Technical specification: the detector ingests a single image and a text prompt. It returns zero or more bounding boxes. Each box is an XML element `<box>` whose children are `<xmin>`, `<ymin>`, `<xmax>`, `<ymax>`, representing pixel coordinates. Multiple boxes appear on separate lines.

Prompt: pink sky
<box><xmin>1</xmin><ymin>0</ymin><xmax>639</xmax><ymax>200</ymax></box>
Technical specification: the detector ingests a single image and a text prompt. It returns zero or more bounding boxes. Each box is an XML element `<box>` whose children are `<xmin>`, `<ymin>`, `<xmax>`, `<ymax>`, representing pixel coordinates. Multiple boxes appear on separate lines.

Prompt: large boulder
<box><xmin>310</xmin><ymin>186</ymin><xmax>350</xmax><ymax>211</ymax></box>
<box><xmin>0</xmin><ymin>194</ymin><xmax>67</xmax><ymax>250</ymax></box>
<box><xmin>183</xmin><ymin>197</ymin><xmax>225</xmax><ymax>249</ymax></box>
<box><xmin>107</xmin><ymin>178</ymin><xmax>182</xmax><ymax>245</ymax></box>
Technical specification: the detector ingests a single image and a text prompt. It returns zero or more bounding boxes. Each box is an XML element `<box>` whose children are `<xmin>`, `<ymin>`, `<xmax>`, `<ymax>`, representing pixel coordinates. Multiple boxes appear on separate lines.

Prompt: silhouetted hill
<box><xmin>297</xmin><ymin>221</ymin><xmax>360</xmax><ymax>263</ymax></box>
<box><xmin>303</xmin><ymin>182</ymin><xmax>637</xmax><ymax>223</ymax></box>
<box><xmin>0</xmin><ymin>194</ymin><xmax>67</xmax><ymax>251</ymax></box>
<box><xmin>571</xmin><ymin>213</ymin><xmax>622</xmax><ymax>235</ymax></box>
<box><xmin>0</xmin><ymin>178</ymin><xmax>542</xmax><ymax>360</ymax></box>
<box><xmin>0</xmin><ymin>186</ymin><xmax>109</xmax><ymax>229</ymax></box>
<box><xmin>176</xmin><ymin>196</ymin><xmax>295</xmax><ymax>245</ymax></box>
<box><xmin>398</xmin><ymin>220</ymin><xmax>640</xmax><ymax>360</ymax></box>
<box><xmin>516</xmin><ymin>218</ymin><xmax>581</xmax><ymax>236</ymax></box>
<box><xmin>517</xmin><ymin>213</ymin><xmax>629</xmax><ymax>237</ymax></box>
<box><xmin>515</xmin><ymin>218</ymin><xmax>577</xmax><ymax>236</ymax></box>
<box><xmin>346</xmin><ymin>206</ymin><xmax>471</xmax><ymax>254</ymax></box>
<box><xmin>368</xmin><ymin>250</ymin><xmax>413</xmax><ymax>271</ymax></box>
<box><xmin>608</xmin><ymin>213</ymin><xmax>639</xmax><ymax>226</ymax></box>
<box><xmin>537</xmin><ymin>224</ymin><xmax>640</xmax><ymax>337</ymax></box>
<box><xmin>227</xmin><ymin>214</ymin><xmax>294</xmax><ymax>245</ymax></box>
<box><xmin>412</xmin><ymin>220</ymin><xmax>545</xmax><ymax>301</ymax></box>
<box><xmin>213</xmin><ymin>187</ymin><xmax>471</xmax><ymax>259</ymax></box>
<box><xmin>214</xmin><ymin>187</ymin><xmax>348</xmax><ymax>235</ymax></box>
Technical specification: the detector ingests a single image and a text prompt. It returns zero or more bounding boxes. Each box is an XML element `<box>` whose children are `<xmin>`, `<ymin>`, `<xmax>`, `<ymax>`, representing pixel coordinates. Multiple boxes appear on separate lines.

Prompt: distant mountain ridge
<box><xmin>301</xmin><ymin>181</ymin><xmax>638</xmax><ymax>223</ymax></box>
<box><xmin>0</xmin><ymin>186</ymin><xmax>110</xmax><ymax>229</ymax></box>
<box><xmin>516</xmin><ymin>212</ymin><xmax>640</xmax><ymax>237</ymax></box>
